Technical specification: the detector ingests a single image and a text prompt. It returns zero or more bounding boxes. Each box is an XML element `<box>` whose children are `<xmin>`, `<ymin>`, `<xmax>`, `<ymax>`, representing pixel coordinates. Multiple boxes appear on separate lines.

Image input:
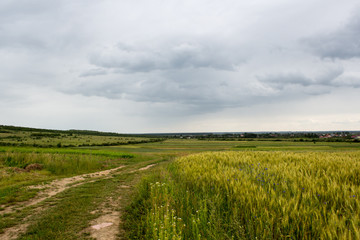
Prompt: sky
<box><xmin>1</xmin><ymin>0</ymin><xmax>360</xmax><ymax>133</ymax></box>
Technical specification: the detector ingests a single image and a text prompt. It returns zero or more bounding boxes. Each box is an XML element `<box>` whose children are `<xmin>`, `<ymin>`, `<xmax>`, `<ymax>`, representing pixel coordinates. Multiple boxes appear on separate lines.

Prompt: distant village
<box><xmin>318</xmin><ymin>133</ymin><xmax>360</xmax><ymax>139</ymax></box>
<box><xmin>157</xmin><ymin>131</ymin><xmax>360</xmax><ymax>142</ymax></box>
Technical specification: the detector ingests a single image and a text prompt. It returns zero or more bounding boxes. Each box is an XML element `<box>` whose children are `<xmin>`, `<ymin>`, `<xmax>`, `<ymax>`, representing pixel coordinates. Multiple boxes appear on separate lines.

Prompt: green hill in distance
<box><xmin>0</xmin><ymin>125</ymin><xmax>162</xmax><ymax>148</ymax></box>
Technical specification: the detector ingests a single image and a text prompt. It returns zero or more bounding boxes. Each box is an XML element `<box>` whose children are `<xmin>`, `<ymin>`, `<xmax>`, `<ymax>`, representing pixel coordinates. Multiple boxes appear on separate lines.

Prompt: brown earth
<box><xmin>24</xmin><ymin>163</ymin><xmax>43</xmax><ymax>172</ymax></box>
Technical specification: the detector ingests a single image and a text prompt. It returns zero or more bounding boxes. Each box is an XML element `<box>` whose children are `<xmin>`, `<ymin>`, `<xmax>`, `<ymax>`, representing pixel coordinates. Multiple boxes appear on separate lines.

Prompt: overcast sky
<box><xmin>1</xmin><ymin>0</ymin><xmax>360</xmax><ymax>133</ymax></box>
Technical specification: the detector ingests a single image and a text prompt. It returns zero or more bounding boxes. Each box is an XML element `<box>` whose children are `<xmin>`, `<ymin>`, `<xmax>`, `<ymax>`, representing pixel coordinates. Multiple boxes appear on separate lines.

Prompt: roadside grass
<box><xmin>0</xmin><ymin>204</ymin><xmax>38</xmax><ymax>234</ymax></box>
<box><xmin>0</xmin><ymin>168</ymin><xmax>55</xmax><ymax>206</ymax></box>
<box><xmin>0</xmin><ymin>146</ymin><xmax>134</xmax><ymax>159</ymax></box>
<box><xmin>0</xmin><ymin>147</ymin><xmax>134</xmax><ymax>207</ymax></box>
<box><xmin>124</xmin><ymin>166</ymin><xmax>174</xmax><ymax>239</ymax></box>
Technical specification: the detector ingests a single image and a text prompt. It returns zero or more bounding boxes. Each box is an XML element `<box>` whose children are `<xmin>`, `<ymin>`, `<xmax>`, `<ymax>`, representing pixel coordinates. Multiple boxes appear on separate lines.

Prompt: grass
<box><xmin>1</xmin><ymin>138</ymin><xmax>360</xmax><ymax>239</ymax></box>
<box><xmin>0</xmin><ymin>146</ymin><xmax>134</xmax><ymax>158</ymax></box>
<box><xmin>0</xmin><ymin>204</ymin><xmax>39</xmax><ymax>234</ymax></box>
<box><xmin>97</xmin><ymin>139</ymin><xmax>360</xmax><ymax>154</ymax></box>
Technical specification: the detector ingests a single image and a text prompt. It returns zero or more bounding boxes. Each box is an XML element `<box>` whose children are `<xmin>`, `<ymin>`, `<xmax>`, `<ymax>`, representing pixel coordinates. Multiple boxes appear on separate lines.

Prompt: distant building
<box><xmin>319</xmin><ymin>134</ymin><xmax>332</xmax><ymax>139</ymax></box>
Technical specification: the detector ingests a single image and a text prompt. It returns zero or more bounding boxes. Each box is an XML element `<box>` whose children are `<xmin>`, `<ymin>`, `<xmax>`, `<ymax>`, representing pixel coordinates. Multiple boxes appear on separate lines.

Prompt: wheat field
<box><xmin>135</xmin><ymin>151</ymin><xmax>360</xmax><ymax>239</ymax></box>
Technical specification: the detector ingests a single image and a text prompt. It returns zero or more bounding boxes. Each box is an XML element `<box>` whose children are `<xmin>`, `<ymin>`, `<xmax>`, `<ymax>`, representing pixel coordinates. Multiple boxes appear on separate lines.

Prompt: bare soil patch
<box><xmin>130</xmin><ymin>163</ymin><xmax>156</xmax><ymax>173</ymax></box>
<box><xmin>88</xmin><ymin>196</ymin><xmax>122</xmax><ymax>240</ymax></box>
<box><xmin>0</xmin><ymin>222</ymin><xmax>29</xmax><ymax>240</ymax></box>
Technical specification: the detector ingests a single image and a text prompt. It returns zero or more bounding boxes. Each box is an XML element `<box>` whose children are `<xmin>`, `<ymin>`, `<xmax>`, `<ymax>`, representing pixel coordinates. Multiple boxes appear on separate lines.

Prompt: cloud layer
<box><xmin>1</xmin><ymin>0</ymin><xmax>360</xmax><ymax>132</ymax></box>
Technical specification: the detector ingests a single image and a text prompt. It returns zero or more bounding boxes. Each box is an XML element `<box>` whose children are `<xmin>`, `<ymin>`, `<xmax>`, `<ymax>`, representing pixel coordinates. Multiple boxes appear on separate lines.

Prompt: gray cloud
<box><xmin>89</xmin><ymin>41</ymin><xmax>244</xmax><ymax>73</ymax></box>
<box><xmin>65</xmin><ymin>66</ymin><xmax>327</xmax><ymax>115</ymax></box>
<box><xmin>79</xmin><ymin>68</ymin><xmax>108</xmax><ymax>78</ymax></box>
<box><xmin>332</xmin><ymin>75</ymin><xmax>360</xmax><ymax>88</ymax></box>
<box><xmin>0</xmin><ymin>1</ymin><xmax>54</xmax><ymax>49</ymax></box>
<box><xmin>257</xmin><ymin>72</ymin><xmax>313</xmax><ymax>90</ymax></box>
<box><xmin>69</xmin><ymin>51</ymin><xmax>356</xmax><ymax>115</ymax></box>
<box><xmin>257</xmin><ymin>66</ymin><xmax>346</xmax><ymax>92</ymax></box>
<box><xmin>64</xmin><ymin>68</ymin><xmax>266</xmax><ymax>114</ymax></box>
<box><xmin>315</xmin><ymin>66</ymin><xmax>344</xmax><ymax>85</ymax></box>
<box><xmin>304</xmin><ymin>13</ymin><xmax>360</xmax><ymax>59</ymax></box>
<box><xmin>0</xmin><ymin>0</ymin><xmax>93</xmax><ymax>53</ymax></box>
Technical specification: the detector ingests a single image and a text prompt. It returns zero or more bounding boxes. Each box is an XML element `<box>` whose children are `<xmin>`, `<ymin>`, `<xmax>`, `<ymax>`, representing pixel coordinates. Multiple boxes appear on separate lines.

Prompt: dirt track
<box><xmin>0</xmin><ymin>163</ymin><xmax>156</xmax><ymax>240</ymax></box>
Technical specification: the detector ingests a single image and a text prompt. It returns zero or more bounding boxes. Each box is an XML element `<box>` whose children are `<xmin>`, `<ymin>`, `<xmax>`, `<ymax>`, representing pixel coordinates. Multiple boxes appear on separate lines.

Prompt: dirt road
<box><xmin>0</xmin><ymin>163</ymin><xmax>156</xmax><ymax>240</ymax></box>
